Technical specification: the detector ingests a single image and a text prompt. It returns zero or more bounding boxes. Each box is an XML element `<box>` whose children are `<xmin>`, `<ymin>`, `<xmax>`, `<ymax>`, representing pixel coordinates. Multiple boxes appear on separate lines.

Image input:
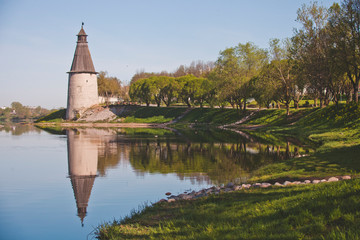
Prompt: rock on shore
<box><xmin>158</xmin><ymin>176</ymin><xmax>352</xmax><ymax>204</ymax></box>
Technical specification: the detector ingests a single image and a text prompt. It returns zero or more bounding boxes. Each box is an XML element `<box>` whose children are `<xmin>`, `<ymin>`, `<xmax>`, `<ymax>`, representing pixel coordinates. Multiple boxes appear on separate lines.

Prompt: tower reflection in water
<box><xmin>66</xmin><ymin>128</ymin><xmax>117</xmax><ymax>226</ymax></box>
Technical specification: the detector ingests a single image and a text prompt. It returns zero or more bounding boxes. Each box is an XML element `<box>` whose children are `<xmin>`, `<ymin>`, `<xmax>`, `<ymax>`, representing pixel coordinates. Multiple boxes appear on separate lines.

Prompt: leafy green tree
<box><xmin>97</xmin><ymin>71</ymin><xmax>124</xmax><ymax>103</ymax></box>
<box><xmin>213</xmin><ymin>47</ymin><xmax>243</xmax><ymax>108</ymax></box>
<box><xmin>177</xmin><ymin>75</ymin><xmax>198</xmax><ymax>107</ymax></box>
<box><xmin>149</xmin><ymin>76</ymin><xmax>167</xmax><ymax>107</ymax></box>
<box><xmin>328</xmin><ymin>0</ymin><xmax>360</xmax><ymax>103</ymax></box>
<box><xmin>200</xmin><ymin>78</ymin><xmax>217</xmax><ymax>108</ymax></box>
<box><xmin>294</xmin><ymin>2</ymin><xmax>333</xmax><ymax>107</ymax></box>
<box><xmin>161</xmin><ymin>77</ymin><xmax>180</xmax><ymax>107</ymax></box>
<box><xmin>129</xmin><ymin>78</ymin><xmax>153</xmax><ymax>106</ymax></box>
<box><xmin>249</xmin><ymin>75</ymin><xmax>277</xmax><ymax>109</ymax></box>
<box><xmin>214</xmin><ymin>42</ymin><xmax>267</xmax><ymax>110</ymax></box>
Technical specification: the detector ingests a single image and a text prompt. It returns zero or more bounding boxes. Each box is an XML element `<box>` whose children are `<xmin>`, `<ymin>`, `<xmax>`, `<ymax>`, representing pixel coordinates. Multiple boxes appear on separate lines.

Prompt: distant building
<box><xmin>66</xmin><ymin>24</ymin><xmax>99</xmax><ymax>120</ymax></box>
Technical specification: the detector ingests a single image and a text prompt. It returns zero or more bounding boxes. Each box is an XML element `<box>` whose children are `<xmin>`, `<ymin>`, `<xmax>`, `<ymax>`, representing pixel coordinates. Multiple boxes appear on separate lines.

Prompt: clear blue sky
<box><xmin>0</xmin><ymin>0</ymin><xmax>339</xmax><ymax>109</ymax></box>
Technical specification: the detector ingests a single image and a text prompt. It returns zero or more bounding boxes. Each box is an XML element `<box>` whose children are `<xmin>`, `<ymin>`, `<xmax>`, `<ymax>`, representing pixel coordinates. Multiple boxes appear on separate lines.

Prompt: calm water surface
<box><xmin>0</xmin><ymin>125</ymin><xmax>313</xmax><ymax>240</ymax></box>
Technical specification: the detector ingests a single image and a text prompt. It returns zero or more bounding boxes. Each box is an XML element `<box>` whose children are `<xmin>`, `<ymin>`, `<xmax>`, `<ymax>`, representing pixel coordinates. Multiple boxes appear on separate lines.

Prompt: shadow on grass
<box><xmin>292</xmin><ymin>144</ymin><xmax>360</xmax><ymax>173</ymax></box>
<box><xmin>113</xmin><ymin>180</ymin><xmax>360</xmax><ymax>240</ymax></box>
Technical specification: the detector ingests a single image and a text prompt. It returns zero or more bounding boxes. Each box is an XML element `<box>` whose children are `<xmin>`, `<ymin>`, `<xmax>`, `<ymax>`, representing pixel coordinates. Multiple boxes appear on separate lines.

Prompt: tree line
<box><xmin>97</xmin><ymin>71</ymin><xmax>129</xmax><ymax>103</ymax></box>
<box><xmin>0</xmin><ymin>102</ymin><xmax>51</xmax><ymax>123</ymax></box>
<box><xmin>127</xmin><ymin>0</ymin><xmax>360</xmax><ymax>115</ymax></box>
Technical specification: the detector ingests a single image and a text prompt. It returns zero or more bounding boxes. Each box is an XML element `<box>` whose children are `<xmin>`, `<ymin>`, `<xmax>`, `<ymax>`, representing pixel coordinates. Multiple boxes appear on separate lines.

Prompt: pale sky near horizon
<box><xmin>0</xmin><ymin>0</ymin><xmax>339</xmax><ymax>109</ymax></box>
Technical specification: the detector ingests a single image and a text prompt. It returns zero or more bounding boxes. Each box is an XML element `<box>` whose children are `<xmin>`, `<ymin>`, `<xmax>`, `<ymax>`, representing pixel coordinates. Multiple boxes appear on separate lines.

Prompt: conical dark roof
<box><xmin>68</xmin><ymin>26</ymin><xmax>97</xmax><ymax>74</ymax></box>
<box><xmin>70</xmin><ymin>175</ymin><xmax>96</xmax><ymax>226</ymax></box>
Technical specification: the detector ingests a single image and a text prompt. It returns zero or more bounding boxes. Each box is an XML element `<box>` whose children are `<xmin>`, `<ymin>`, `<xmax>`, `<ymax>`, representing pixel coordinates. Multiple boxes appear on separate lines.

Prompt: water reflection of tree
<box><xmin>0</xmin><ymin>124</ymin><xmax>41</xmax><ymax>135</ymax></box>
<box><xmin>127</xmin><ymin>140</ymin><xmax>312</xmax><ymax>184</ymax></box>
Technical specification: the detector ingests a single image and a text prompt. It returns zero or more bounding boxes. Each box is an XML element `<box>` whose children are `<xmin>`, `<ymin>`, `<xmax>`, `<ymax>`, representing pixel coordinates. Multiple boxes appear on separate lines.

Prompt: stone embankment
<box><xmin>157</xmin><ymin>176</ymin><xmax>352</xmax><ymax>204</ymax></box>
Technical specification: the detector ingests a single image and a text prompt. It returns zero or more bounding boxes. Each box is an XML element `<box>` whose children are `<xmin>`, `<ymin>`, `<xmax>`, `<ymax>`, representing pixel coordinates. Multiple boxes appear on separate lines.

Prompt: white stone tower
<box><xmin>66</xmin><ymin>24</ymin><xmax>98</xmax><ymax>120</ymax></box>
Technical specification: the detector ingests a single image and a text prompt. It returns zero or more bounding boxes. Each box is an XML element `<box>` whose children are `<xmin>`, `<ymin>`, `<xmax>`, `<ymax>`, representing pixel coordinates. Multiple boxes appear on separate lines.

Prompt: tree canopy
<box><xmin>127</xmin><ymin>0</ymin><xmax>360</xmax><ymax>110</ymax></box>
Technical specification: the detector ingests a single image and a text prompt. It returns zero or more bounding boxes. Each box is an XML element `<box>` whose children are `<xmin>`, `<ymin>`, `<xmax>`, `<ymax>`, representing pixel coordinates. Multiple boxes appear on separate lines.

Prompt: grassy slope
<box><xmin>35</xmin><ymin>106</ymin><xmax>188</xmax><ymax>123</ymax></box>
<box><xmin>35</xmin><ymin>109</ymin><xmax>66</xmax><ymax>122</ymax></box>
<box><xmin>177</xmin><ymin>108</ymin><xmax>247</xmax><ymax>125</ymax></box>
<box><xmin>96</xmin><ymin>179</ymin><xmax>360</xmax><ymax>240</ymax></box>
<box><xmin>120</xmin><ymin>106</ymin><xmax>187</xmax><ymax>123</ymax></box>
<box><xmin>96</xmin><ymin>103</ymin><xmax>360</xmax><ymax>239</ymax></box>
<box><xmin>245</xmin><ymin>104</ymin><xmax>360</xmax><ymax>182</ymax></box>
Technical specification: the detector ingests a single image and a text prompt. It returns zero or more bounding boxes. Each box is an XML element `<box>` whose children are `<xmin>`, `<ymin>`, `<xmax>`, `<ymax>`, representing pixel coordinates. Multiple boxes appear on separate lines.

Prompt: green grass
<box><xmin>242</xmin><ymin>103</ymin><xmax>360</xmax><ymax>182</ymax></box>
<box><xmin>35</xmin><ymin>109</ymin><xmax>66</xmax><ymax>123</ymax></box>
<box><xmin>123</xmin><ymin>116</ymin><xmax>173</xmax><ymax>123</ymax></box>
<box><xmin>178</xmin><ymin>108</ymin><xmax>247</xmax><ymax>125</ymax></box>
<box><xmin>242</xmin><ymin>108</ymin><xmax>316</xmax><ymax>126</ymax></box>
<box><xmin>96</xmin><ymin>179</ymin><xmax>360</xmax><ymax>240</ymax></box>
<box><xmin>120</xmin><ymin>106</ymin><xmax>188</xmax><ymax>119</ymax></box>
<box><xmin>116</xmin><ymin>106</ymin><xmax>187</xmax><ymax>123</ymax></box>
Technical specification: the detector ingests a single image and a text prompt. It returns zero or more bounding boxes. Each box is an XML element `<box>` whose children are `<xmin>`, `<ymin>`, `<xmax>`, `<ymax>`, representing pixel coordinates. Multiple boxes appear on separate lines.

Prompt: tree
<box><xmin>213</xmin><ymin>42</ymin><xmax>267</xmax><ymax>110</ymax></box>
<box><xmin>161</xmin><ymin>77</ymin><xmax>180</xmax><ymax>107</ymax></box>
<box><xmin>129</xmin><ymin>78</ymin><xmax>153</xmax><ymax>106</ymax></box>
<box><xmin>329</xmin><ymin>0</ymin><xmax>360</xmax><ymax>102</ymax></box>
<box><xmin>200</xmin><ymin>78</ymin><xmax>217</xmax><ymax>108</ymax></box>
<box><xmin>178</xmin><ymin>75</ymin><xmax>200</xmax><ymax>107</ymax></box>
<box><xmin>269</xmin><ymin>39</ymin><xmax>299</xmax><ymax>115</ymax></box>
<box><xmin>97</xmin><ymin>71</ymin><xmax>123</xmax><ymax>104</ymax></box>
<box><xmin>294</xmin><ymin>2</ymin><xmax>334</xmax><ymax>107</ymax></box>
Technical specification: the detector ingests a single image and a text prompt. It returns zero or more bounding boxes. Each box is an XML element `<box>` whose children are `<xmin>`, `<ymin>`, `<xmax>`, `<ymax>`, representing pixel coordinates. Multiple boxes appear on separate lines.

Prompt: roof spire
<box><xmin>68</xmin><ymin>25</ymin><xmax>97</xmax><ymax>74</ymax></box>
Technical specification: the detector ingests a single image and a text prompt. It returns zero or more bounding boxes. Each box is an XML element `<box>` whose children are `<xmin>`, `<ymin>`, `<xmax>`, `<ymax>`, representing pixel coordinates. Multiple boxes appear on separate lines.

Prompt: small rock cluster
<box><xmin>157</xmin><ymin>176</ymin><xmax>352</xmax><ymax>204</ymax></box>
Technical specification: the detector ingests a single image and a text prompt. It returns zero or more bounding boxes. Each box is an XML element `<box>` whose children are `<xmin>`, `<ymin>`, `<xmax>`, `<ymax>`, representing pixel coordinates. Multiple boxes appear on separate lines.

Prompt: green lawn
<box><xmin>96</xmin><ymin>179</ymin><xmax>360</xmax><ymax>240</ymax></box>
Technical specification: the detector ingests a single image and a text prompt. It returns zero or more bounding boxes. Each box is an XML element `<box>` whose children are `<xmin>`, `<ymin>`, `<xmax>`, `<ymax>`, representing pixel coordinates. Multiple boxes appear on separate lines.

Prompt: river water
<box><xmin>0</xmin><ymin>125</ymin><xmax>313</xmax><ymax>239</ymax></box>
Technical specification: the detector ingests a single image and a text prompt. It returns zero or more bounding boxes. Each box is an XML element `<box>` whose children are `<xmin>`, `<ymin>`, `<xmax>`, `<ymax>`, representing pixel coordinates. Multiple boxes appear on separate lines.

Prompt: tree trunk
<box><xmin>353</xmin><ymin>81</ymin><xmax>359</xmax><ymax>103</ymax></box>
<box><xmin>286</xmin><ymin>103</ymin><xmax>290</xmax><ymax>116</ymax></box>
<box><xmin>294</xmin><ymin>100</ymin><xmax>299</xmax><ymax>109</ymax></box>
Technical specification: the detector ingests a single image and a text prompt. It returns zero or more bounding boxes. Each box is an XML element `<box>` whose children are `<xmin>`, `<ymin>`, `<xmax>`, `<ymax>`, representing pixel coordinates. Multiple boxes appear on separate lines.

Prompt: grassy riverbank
<box><xmin>96</xmin><ymin>103</ymin><xmax>360</xmax><ymax>239</ymax></box>
<box><xmin>241</xmin><ymin>103</ymin><xmax>360</xmax><ymax>183</ymax></box>
<box><xmin>96</xmin><ymin>179</ymin><xmax>360</xmax><ymax>240</ymax></box>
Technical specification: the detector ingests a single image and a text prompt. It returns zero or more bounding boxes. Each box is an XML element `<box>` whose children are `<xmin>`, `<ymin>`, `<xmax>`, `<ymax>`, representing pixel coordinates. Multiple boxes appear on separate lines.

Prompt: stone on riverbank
<box><xmin>327</xmin><ymin>177</ymin><xmax>339</xmax><ymax>182</ymax></box>
<box><xmin>159</xmin><ymin>175</ymin><xmax>354</xmax><ymax>204</ymax></box>
<box><xmin>233</xmin><ymin>185</ymin><xmax>242</xmax><ymax>191</ymax></box>
<box><xmin>283</xmin><ymin>181</ymin><xmax>292</xmax><ymax>186</ymax></box>
<box><xmin>261</xmin><ymin>183</ymin><xmax>271</xmax><ymax>188</ymax></box>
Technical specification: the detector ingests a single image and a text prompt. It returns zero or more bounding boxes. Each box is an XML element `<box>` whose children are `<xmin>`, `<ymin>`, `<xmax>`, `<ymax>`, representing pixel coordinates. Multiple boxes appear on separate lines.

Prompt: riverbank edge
<box><xmin>95</xmin><ymin>178</ymin><xmax>360</xmax><ymax>239</ymax></box>
<box><xmin>34</xmin><ymin>122</ymin><xmax>163</xmax><ymax>128</ymax></box>
<box><xmin>158</xmin><ymin>175</ymin><xmax>353</xmax><ymax>204</ymax></box>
